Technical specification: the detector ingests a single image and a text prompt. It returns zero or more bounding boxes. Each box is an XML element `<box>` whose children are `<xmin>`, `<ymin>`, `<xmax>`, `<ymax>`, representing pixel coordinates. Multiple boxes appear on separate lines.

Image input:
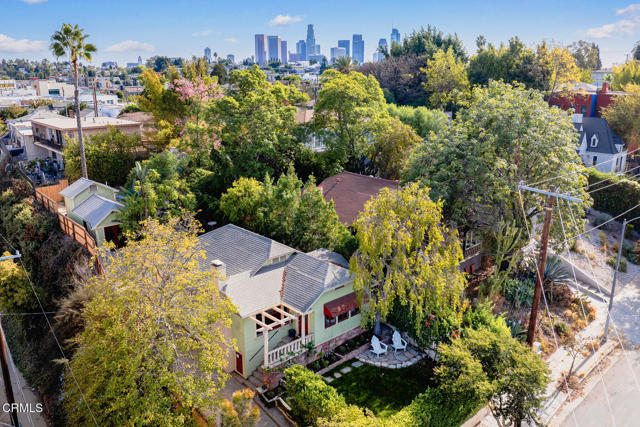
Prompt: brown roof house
<box><xmin>318</xmin><ymin>171</ymin><xmax>399</xmax><ymax>225</ymax></box>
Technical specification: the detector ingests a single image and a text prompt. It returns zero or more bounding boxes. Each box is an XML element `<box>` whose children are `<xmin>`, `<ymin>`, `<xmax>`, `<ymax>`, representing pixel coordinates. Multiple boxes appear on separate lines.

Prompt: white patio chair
<box><xmin>391</xmin><ymin>330</ymin><xmax>408</xmax><ymax>354</ymax></box>
<box><xmin>370</xmin><ymin>335</ymin><xmax>388</xmax><ymax>357</ymax></box>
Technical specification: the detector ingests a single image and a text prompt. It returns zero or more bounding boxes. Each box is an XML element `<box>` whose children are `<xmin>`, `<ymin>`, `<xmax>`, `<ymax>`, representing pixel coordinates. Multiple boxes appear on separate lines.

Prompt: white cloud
<box><xmin>269</xmin><ymin>14</ymin><xmax>302</xmax><ymax>27</ymax></box>
<box><xmin>106</xmin><ymin>40</ymin><xmax>155</xmax><ymax>52</ymax></box>
<box><xmin>192</xmin><ymin>30</ymin><xmax>212</xmax><ymax>37</ymax></box>
<box><xmin>617</xmin><ymin>4</ymin><xmax>640</xmax><ymax>15</ymax></box>
<box><xmin>224</xmin><ymin>37</ymin><xmax>238</xmax><ymax>43</ymax></box>
<box><xmin>585</xmin><ymin>16</ymin><xmax>640</xmax><ymax>38</ymax></box>
<box><xmin>0</xmin><ymin>33</ymin><xmax>46</xmax><ymax>53</ymax></box>
<box><xmin>21</xmin><ymin>0</ymin><xmax>47</xmax><ymax>3</ymax></box>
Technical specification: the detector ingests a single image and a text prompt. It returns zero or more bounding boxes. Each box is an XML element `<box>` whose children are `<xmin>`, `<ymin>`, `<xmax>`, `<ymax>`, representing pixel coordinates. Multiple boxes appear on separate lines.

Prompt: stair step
<box><xmin>247</xmin><ymin>375</ymin><xmax>263</xmax><ymax>388</ymax></box>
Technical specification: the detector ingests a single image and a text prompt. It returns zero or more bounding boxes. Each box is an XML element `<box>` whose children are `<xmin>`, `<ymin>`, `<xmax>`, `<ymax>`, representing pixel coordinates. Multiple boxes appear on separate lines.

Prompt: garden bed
<box><xmin>258</xmin><ymin>384</ymin><xmax>286</xmax><ymax>408</ymax></box>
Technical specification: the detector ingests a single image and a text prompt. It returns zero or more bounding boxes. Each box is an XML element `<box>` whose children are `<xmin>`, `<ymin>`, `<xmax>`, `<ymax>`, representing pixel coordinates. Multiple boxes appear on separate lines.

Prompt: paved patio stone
<box><xmin>324</xmin><ymin>377</ymin><xmax>334</xmax><ymax>383</ymax></box>
<box><xmin>340</xmin><ymin>366</ymin><xmax>352</xmax><ymax>374</ymax></box>
<box><xmin>334</xmin><ymin>372</ymin><xmax>342</xmax><ymax>378</ymax></box>
<box><xmin>352</xmin><ymin>361</ymin><xmax>363</xmax><ymax>367</ymax></box>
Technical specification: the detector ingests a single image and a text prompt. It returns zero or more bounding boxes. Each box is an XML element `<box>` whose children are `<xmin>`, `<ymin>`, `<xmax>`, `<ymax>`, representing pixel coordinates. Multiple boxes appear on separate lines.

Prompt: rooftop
<box><xmin>59</xmin><ymin>177</ymin><xmax>118</xmax><ymax>199</ymax></box>
<box><xmin>31</xmin><ymin>115</ymin><xmax>141</xmax><ymax>131</ymax></box>
<box><xmin>71</xmin><ymin>194</ymin><xmax>123</xmax><ymax>229</ymax></box>
<box><xmin>318</xmin><ymin>172</ymin><xmax>399</xmax><ymax>224</ymax></box>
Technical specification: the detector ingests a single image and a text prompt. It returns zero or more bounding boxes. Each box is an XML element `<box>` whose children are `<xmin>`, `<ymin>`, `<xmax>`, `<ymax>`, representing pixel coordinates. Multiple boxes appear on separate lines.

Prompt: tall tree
<box><xmin>63</xmin><ymin>216</ymin><xmax>236</xmax><ymax>425</ymax></box>
<box><xmin>422</xmin><ymin>48</ymin><xmax>470</xmax><ymax>110</ymax></box>
<box><xmin>602</xmin><ymin>83</ymin><xmax>640</xmax><ymax>150</ymax></box>
<box><xmin>50</xmin><ymin>24</ymin><xmax>97</xmax><ymax>179</ymax></box>
<box><xmin>536</xmin><ymin>42</ymin><xmax>581</xmax><ymax>97</ymax></box>
<box><xmin>369</xmin><ymin>117</ymin><xmax>422</xmax><ymax>179</ymax></box>
<box><xmin>403</xmin><ymin>81</ymin><xmax>592</xmax><ymax>244</ymax></box>
<box><xmin>350</xmin><ymin>183</ymin><xmax>466</xmax><ymax>336</ymax></box>
<box><xmin>570</xmin><ymin>40</ymin><xmax>602</xmax><ymax>70</ymax></box>
<box><xmin>610</xmin><ymin>60</ymin><xmax>640</xmax><ymax>90</ymax></box>
<box><xmin>333</xmin><ymin>56</ymin><xmax>354</xmax><ymax>74</ymax></box>
<box><xmin>632</xmin><ymin>41</ymin><xmax>640</xmax><ymax>61</ymax></box>
<box><xmin>386</xmin><ymin>103</ymin><xmax>449</xmax><ymax>138</ymax></box>
<box><xmin>314</xmin><ymin>69</ymin><xmax>388</xmax><ymax>171</ymax></box>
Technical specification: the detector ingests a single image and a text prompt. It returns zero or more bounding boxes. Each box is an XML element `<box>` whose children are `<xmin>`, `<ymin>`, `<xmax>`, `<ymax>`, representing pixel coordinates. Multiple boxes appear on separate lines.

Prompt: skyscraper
<box><xmin>306</xmin><ymin>24</ymin><xmax>316</xmax><ymax>60</ymax></box>
<box><xmin>280</xmin><ymin>40</ymin><xmax>288</xmax><ymax>64</ymax></box>
<box><xmin>267</xmin><ymin>35</ymin><xmax>282</xmax><ymax>63</ymax></box>
<box><xmin>254</xmin><ymin>34</ymin><xmax>268</xmax><ymax>66</ymax></box>
<box><xmin>296</xmin><ymin>40</ymin><xmax>307</xmax><ymax>61</ymax></box>
<box><xmin>374</xmin><ymin>38</ymin><xmax>387</xmax><ymax>62</ymax></box>
<box><xmin>330</xmin><ymin>47</ymin><xmax>347</xmax><ymax>64</ymax></box>
<box><xmin>390</xmin><ymin>28</ymin><xmax>400</xmax><ymax>46</ymax></box>
<box><xmin>338</xmin><ymin>40</ymin><xmax>350</xmax><ymax>57</ymax></box>
<box><xmin>352</xmin><ymin>34</ymin><xmax>364</xmax><ymax>64</ymax></box>
<box><xmin>204</xmin><ymin>47</ymin><xmax>212</xmax><ymax>62</ymax></box>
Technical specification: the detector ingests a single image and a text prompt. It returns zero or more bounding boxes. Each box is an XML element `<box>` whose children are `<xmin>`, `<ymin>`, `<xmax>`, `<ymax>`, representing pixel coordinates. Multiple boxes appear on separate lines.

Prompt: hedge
<box><xmin>587</xmin><ymin>169</ymin><xmax>640</xmax><ymax>221</ymax></box>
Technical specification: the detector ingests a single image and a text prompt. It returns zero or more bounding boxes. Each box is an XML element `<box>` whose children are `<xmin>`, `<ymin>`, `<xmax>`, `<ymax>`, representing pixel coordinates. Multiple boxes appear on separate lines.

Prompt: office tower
<box><xmin>254</xmin><ymin>34</ymin><xmax>268</xmax><ymax>66</ymax></box>
<box><xmin>306</xmin><ymin>24</ymin><xmax>316</xmax><ymax>60</ymax></box>
<box><xmin>330</xmin><ymin>47</ymin><xmax>347</xmax><ymax>64</ymax></box>
<box><xmin>352</xmin><ymin>34</ymin><xmax>364</xmax><ymax>64</ymax></box>
<box><xmin>280</xmin><ymin>40</ymin><xmax>288</xmax><ymax>64</ymax></box>
<box><xmin>338</xmin><ymin>40</ymin><xmax>350</xmax><ymax>57</ymax></box>
<box><xmin>315</xmin><ymin>44</ymin><xmax>321</xmax><ymax>54</ymax></box>
<box><xmin>227</xmin><ymin>54</ymin><xmax>235</xmax><ymax>64</ymax></box>
<box><xmin>267</xmin><ymin>35</ymin><xmax>282</xmax><ymax>63</ymax></box>
<box><xmin>204</xmin><ymin>47</ymin><xmax>212</xmax><ymax>62</ymax></box>
<box><xmin>391</xmin><ymin>28</ymin><xmax>400</xmax><ymax>46</ymax></box>
<box><xmin>374</xmin><ymin>38</ymin><xmax>388</xmax><ymax>62</ymax></box>
<box><xmin>296</xmin><ymin>40</ymin><xmax>307</xmax><ymax>60</ymax></box>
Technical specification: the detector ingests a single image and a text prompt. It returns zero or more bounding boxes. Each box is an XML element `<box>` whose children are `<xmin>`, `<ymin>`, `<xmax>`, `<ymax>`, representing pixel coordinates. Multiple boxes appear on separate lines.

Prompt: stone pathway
<box><xmin>357</xmin><ymin>345</ymin><xmax>426</xmax><ymax>369</ymax></box>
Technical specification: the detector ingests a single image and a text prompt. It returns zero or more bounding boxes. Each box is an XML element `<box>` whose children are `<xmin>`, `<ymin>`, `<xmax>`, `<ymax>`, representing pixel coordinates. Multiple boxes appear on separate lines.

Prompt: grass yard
<box><xmin>327</xmin><ymin>358</ymin><xmax>436</xmax><ymax>418</ymax></box>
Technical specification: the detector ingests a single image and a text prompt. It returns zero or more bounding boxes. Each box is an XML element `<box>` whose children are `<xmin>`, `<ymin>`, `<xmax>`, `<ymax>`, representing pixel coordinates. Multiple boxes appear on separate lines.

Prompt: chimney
<box><xmin>210</xmin><ymin>259</ymin><xmax>226</xmax><ymax>283</ymax></box>
<box><xmin>601</xmin><ymin>82</ymin><xmax>610</xmax><ymax>94</ymax></box>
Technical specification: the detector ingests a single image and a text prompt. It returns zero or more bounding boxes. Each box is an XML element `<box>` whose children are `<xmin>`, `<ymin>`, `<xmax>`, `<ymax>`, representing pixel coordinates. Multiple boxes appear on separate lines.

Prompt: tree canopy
<box><xmin>422</xmin><ymin>48</ymin><xmax>470</xmax><ymax>110</ymax></box>
<box><xmin>403</xmin><ymin>81</ymin><xmax>592</xmax><ymax>244</ymax></box>
<box><xmin>602</xmin><ymin>83</ymin><xmax>640</xmax><ymax>149</ymax></box>
<box><xmin>350</xmin><ymin>183</ymin><xmax>466</xmax><ymax>335</ymax></box>
<box><xmin>386</xmin><ymin>103</ymin><xmax>449</xmax><ymax>138</ymax></box>
<box><xmin>63</xmin><ymin>216</ymin><xmax>236</xmax><ymax>425</ymax></box>
<box><xmin>569</xmin><ymin>40</ymin><xmax>602</xmax><ymax>70</ymax></box>
<box><xmin>610</xmin><ymin>60</ymin><xmax>640</xmax><ymax>90</ymax></box>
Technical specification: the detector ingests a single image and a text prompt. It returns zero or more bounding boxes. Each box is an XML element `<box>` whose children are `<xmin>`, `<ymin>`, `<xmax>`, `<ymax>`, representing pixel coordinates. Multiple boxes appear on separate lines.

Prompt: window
<box><xmin>89</xmin><ymin>184</ymin><xmax>97</xmax><ymax>193</ymax></box>
<box><xmin>324</xmin><ymin>315</ymin><xmax>337</xmax><ymax>328</ymax></box>
<box><xmin>349</xmin><ymin>306</ymin><xmax>360</xmax><ymax>317</ymax></box>
<box><xmin>580</xmin><ymin>105</ymin><xmax>587</xmax><ymax>115</ymax></box>
<box><xmin>337</xmin><ymin>312</ymin><xmax>349</xmax><ymax>322</ymax></box>
<box><xmin>590</xmin><ymin>134</ymin><xmax>599</xmax><ymax>147</ymax></box>
<box><xmin>593</xmin><ymin>156</ymin><xmax>598</xmax><ymax>166</ymax></box>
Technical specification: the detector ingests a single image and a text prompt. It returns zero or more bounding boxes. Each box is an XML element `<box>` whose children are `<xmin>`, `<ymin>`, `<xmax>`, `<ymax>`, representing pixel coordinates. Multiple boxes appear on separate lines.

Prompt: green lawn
<box><xmin>326</xmin><ymin>358</ymin><xmax>436</xmax><ymax>418</ymax></box>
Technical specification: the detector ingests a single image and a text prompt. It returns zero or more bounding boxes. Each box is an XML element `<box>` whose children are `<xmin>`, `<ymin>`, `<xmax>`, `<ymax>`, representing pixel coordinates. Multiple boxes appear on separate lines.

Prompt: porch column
<box><xmin>263</xmin><ymin>329</ymin><xmax>269</xmax><ymax>368</ymax></box>
<box><xmin>301</xmin><ymin>314</ymin><xmax>306</xmax><ymax>342</ymax></box>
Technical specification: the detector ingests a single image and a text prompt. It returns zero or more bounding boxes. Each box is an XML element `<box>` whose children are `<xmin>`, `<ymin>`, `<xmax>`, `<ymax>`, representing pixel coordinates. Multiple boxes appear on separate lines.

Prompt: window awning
<box><xmin>324</xmin><ymin>292</ymin><xmax>358</xmax><ymax>318</ymax></box>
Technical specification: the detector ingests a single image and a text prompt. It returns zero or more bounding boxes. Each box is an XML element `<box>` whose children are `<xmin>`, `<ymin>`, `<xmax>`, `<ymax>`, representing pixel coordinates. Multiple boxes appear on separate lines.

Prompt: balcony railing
<box><xmin>265</xmin><ymin>334</ymin><xmax>314</xmax><ymax>368</ymax></box>
<box><xmin>463</xmin><ymin>243</ymin><xmax>482</xmax><ymax>260</ymax></box>
<box><xmin>33</xmin><ymin>135</ymin><xmax>64</xmax><ymax>151</ymax></box>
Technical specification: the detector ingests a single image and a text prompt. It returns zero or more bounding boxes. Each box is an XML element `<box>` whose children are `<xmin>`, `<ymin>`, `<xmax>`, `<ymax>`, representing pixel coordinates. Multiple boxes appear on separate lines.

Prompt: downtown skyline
<box><xmin>2</xmin><ymin>0</ymin><xmax>639</xmax><ymax>67</ymax></box>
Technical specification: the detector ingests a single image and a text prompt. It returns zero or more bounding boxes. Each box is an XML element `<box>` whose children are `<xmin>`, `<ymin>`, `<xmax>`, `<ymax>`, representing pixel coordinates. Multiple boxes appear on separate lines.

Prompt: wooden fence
<box><xmin>34</xmin><ymin>184</ymin><xmax>103</xmax><ymax>273</ymax></box>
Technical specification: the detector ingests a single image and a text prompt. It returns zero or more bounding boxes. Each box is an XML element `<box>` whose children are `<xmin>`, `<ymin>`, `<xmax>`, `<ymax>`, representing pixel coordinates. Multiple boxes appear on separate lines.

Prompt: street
<box><xmin>561</xmin><ymin>277</ymin><xmax>640</xmax><ymax>427</ymax></box>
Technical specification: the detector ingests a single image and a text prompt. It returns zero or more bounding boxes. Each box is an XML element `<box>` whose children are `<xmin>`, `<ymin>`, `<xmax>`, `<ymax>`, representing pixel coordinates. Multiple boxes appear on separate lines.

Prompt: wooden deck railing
<box><xmin>34</xmin><ymin>185</ymin><xmax>103</xmax><ymax>273</ymax></box>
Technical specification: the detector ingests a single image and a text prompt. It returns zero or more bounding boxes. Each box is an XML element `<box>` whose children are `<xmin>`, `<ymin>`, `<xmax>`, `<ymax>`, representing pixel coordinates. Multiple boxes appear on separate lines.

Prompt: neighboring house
<box><xmin>59</xmin><ymin>178</ymin><xmax>124</xmax><ymax>247</ymax></box>
<box><xmin>198</xmin><ymin>224</ymin><xmax>361</xmax><ymax>378</ymax></box>
<box><xmin>574</xmin><ymin>115</ymin><xmax>627</xmax><ymax>174</ymax></box>
<box><xmin>318</xmin><ymin>171</ymin><xmax>399</xmax><ymax>225</ymax></box>
<box><xmin>296</xmin><ymin>101</ymin><xmax>326</xmax><ymax>152</ymax></box>
<box><xmin>29</xmin><ymin>116</ymin><xmax>142</xmax><ymax>162</ymax></box>
<box><xmin>549</xmin><ymin>82</ymin><xmax>625</xmax><ymax>119</ymax></box>
<box><xmin>5</xmin><ymin>108</ymin><xmax>61</xmax><ymax>158</ymax></box>
<box><xmin>318</xmin><ymin>171</ymin><xmax>483</xmax><ymax>273</ymax></box>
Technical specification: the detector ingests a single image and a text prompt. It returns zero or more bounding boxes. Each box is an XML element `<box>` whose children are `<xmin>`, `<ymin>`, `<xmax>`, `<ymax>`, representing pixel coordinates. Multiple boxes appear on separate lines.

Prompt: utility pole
<box><xmin>518</xmin><ymin>183</ymin><xmax>583</xmax><ymax>348</ymax></box>
<box><xmin>92</xmin><ymin>79</ymin><xmax>98</xmax><ymax>118</ymax></box>
<box><xmin>604</xmin><ymin>216</ymin><xmax>640</xmax><ymax>341</ymax></box>
<box><xmin>0</xmin><ymin>251</ymin><xmax>21</xmax><ymax>426</ymax></box>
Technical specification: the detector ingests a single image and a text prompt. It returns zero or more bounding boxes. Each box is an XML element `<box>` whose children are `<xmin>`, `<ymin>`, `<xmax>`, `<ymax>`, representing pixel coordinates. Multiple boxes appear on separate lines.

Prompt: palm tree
<box><xmin>333</xmin><ymin>56</ymin><xmax>354</xmax><ymax>74</ymax></box>
<box><xmin>50</xmin><ymin>24</ymin><xmax>97</xmax><ymax>179</ymax></box>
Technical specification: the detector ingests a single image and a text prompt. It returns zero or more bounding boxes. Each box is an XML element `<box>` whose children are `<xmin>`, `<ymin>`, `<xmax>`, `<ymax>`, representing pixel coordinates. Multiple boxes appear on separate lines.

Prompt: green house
<box><xmin>198</xmin><ymin>225</ymin><xmax>362</xmax><ymax>378</ymax></box>
<box><xmin>59</xmin><ymin>178</ymin><xmax>124</xmax><ymax>247</ymax></box>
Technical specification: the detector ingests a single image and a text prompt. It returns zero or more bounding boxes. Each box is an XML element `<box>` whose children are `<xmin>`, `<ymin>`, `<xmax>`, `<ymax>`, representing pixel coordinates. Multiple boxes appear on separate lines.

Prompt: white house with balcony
<box><xmin>574</xmin><ymin>114</ymin><xmax>627</xmax><ymax>173</ymax></box>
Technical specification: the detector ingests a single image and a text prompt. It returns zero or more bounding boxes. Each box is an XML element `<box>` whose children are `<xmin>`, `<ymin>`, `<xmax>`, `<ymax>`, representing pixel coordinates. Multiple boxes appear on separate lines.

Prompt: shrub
<box><xmin>607</xmin><ymin>256</ymin><xmax>628</xmax><ymax>272</ymax></box>
<box><xmin>599</xmin><ymin>230</ymin><xmax>607</xmax><ymax>250</ymax></box>
<box><xmin>554</xmin><ymin>320</ymin><xmax>570</xmax><ymax>336</ymax></box>
<box><xmin>587</xmin><ymin>169</ymin><xmax>640</xmax><ymax>221</ymax></box>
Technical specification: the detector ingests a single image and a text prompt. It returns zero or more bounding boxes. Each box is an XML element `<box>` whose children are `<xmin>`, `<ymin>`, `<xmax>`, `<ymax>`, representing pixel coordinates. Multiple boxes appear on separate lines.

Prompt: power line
<box><xmin>557</xmin><ymin>202</ymin><xmax>640</xmax><ymax>246</ymax></box>
<box><xmin>0</xmin><ymin>234</ymin><xmax>98</xmax><ymax>426</ymax></box>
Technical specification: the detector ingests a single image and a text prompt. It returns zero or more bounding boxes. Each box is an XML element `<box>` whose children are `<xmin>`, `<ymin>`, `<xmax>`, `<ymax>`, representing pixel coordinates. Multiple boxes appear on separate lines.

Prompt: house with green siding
<box><xmin>198</xmin><ymin>224</ymin><xmax>362</xmax><ymax>378</ymax></box>
<box><xmin>59</xmin><ymin>178</ymin><xmax>124</xmax><ymax>247</ymax></box>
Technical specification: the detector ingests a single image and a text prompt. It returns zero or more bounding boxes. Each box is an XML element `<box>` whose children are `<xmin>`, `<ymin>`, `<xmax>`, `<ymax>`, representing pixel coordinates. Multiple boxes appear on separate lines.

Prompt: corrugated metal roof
<box><xmin>71</xmin><ymin>194</ymin><xmax>123</xmax><ymax>229</ymax></box>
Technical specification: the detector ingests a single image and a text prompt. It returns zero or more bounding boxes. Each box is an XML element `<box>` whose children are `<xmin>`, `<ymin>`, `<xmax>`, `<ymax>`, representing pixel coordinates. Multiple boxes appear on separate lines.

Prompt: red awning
<box><xmin>324</xmin><ymin>292</ymin><xmax>359</xmax><ymax>318</ymax></box>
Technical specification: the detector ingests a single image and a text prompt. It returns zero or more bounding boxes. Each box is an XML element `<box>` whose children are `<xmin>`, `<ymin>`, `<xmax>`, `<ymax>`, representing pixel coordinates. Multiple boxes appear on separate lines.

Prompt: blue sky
<box><xmin>1</xmin><ymin>0</ymin><xmax>638</xmax><ymax>67</ymax></box>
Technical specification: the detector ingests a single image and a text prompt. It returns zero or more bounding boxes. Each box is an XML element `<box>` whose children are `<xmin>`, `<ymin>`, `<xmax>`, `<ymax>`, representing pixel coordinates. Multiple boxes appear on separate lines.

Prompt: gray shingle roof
<box><xmin>197</xmin><ymin>224</ymin><xmax>351</xmax><ymax>315</ymax></box>
<box><xmin>71</xmin><ymin>194</ymin><xmax>123</xmax><ymax>229</ymax></box>
<box><xmin>579</xmin><ymin>117</ymin><xmax>625</xmax><ymax>155</ymax></box>
<box><xmin>59</xmin><ymin>178</ymin><xmax>118</xmax><ymax>199</ymax></box>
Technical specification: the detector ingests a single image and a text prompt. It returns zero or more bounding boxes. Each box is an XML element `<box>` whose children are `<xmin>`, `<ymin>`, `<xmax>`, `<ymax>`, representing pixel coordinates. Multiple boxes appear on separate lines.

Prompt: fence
<box><xmin>34</xmin><ymin>184</ymin><xmax>103</xmax><ymax>273</ymax></box>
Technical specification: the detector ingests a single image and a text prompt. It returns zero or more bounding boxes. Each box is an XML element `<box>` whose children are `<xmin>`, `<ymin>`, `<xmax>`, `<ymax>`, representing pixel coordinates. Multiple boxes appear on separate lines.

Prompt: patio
<box><xmin>357</xmin><ymin>344</ymin><xmax>427</xmax><ymax>368</ymax></box>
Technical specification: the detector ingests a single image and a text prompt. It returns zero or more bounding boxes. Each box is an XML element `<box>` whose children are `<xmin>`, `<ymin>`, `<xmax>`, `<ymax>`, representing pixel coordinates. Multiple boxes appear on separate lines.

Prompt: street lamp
<box><xmin>603</xmin><ymin>216</ymin><xmax>640</xmax><ymax>341</ymax></box>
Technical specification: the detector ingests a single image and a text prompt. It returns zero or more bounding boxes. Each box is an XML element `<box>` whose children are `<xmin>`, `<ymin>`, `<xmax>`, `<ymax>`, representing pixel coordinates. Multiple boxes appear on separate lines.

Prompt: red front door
<box><xmin>235</xmin><ymin>352</ymin><xmax>244</xmax><ymax>375</ymax></box>
<box><xmin>298</xmin><ymin>314</ymin><xmax>309</xmax><ymax>336</ymax></box>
